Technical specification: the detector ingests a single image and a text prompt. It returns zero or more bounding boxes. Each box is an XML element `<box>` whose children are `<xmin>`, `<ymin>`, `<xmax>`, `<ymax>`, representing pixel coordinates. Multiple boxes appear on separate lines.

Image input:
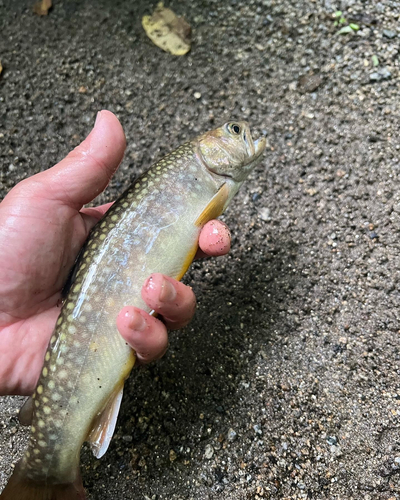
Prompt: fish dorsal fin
<box><xmin>18</xmin><ymin>396</ymin><xmax>34</xmax><ymax>426</ymax></box>
<box><xmin>194</xmin><ymin>183</ymin><xmax>229</xmax><ymax>227</ymax></box>
<box><xmin>87</xmin><ymin>386</ymin><xmax>124</xmax><ymax>459</ymax></box>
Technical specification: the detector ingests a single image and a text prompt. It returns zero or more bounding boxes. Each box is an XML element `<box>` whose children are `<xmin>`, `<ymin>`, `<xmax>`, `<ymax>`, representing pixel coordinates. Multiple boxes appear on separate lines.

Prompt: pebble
<box><xmin>369</xmin><ymin>68</ymin><xmax>392</xmax><ymax>81</ymax></box>
<box><xmin>193</xmin><ymin>92</ymin><xmax>202</xmax><ymax>99</ymax></box>
<box><xmin>298</xmin><ymin>74</ymin><xmax>323</xmax><ymax>93</ymax></box>
<box><xmin>258</xmin><ymin>207</ymin><xmax>271</xmax><ymax>222</ymax></box>
<box><xmin>253</xmin><ymin>424</ymin><xmax>262</xmax><ymax>435</ymax></box>
<box><xmin>204</xmin><ymin>444</ymin><xmax>214</xmax><ymax>459</ymax></box>
<box><xmin>326</xmin><ymin>436</ymin><xmax>338</xmax><ymax>446</ymax></box>
<box><xmin>122</xmin><ymin>435</ymin><xmax>133</xmax><ymax>442</ymax></box>
<box><xmin>382</xmin><ymin>29</ymin><xmax>397</xmax><ymax>39</ymax></box>
<box><xmin>227</xmin><ymin>428</ymin><xmax>237</xmax><ymax>442</ymax></box>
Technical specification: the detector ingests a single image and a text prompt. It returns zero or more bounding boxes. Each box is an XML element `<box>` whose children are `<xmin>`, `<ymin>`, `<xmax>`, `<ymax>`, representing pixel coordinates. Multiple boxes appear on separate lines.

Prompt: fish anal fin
<box><xmin>87</xmin><ymin>386</ymin><xmax>124</xmax><ymax>459</ymax></box>
<box><xmin>194</xmin><ymin>182</ymin><xmax>229</xmax><ymax>227</ymax></box>
<box><xmin>18</xmin><ymin>396</ymin><xmax>34</xmax><ymax>426</ymax></box>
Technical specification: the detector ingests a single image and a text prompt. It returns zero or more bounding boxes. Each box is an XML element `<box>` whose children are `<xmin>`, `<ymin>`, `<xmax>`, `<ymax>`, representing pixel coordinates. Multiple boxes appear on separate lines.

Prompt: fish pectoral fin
<box><xmin>194</xmin><ymin>182</ymin><xmax>229</xmax><ymax>227</ymax></box>
<box><xmin>18</xmin><ymin>396</ymin><xmax>34</xmax><ymax>426</ymax></box>
<box><xmin>87</xmin><ymin>386</ymin><xmax>124</xmax><ymax>459</ymax></box>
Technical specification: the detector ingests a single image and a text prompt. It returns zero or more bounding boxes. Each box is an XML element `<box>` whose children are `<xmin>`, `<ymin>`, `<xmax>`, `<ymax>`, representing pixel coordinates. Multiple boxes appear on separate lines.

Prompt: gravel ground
<box><xmin>1</xmin><ymin>0</ymin><xmax>400</xmax><ymax>498</ymax></box>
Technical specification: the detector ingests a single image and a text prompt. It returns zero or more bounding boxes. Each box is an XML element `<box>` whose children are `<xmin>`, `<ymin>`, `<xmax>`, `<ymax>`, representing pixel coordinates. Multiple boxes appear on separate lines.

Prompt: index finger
<box><xmin>196</xmin><ymin>220</ymin><xmax>231</xmax><ymax>258</ymax></box>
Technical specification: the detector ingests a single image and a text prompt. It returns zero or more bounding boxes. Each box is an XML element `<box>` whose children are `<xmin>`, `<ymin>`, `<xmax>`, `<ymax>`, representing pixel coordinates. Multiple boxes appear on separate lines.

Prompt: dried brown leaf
<box><xmin>142</xmin><ymin>2</ymin><xmax>191</xmax><ymax>56</ymax></box>
<box><xmin>33</xmin><ymin>0</ymin><xmax>52</xmax><ymax>16</ymax></box>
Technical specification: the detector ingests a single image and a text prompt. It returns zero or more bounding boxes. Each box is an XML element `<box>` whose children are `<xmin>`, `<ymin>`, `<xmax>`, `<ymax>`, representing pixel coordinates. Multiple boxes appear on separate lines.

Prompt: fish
<box><xmin>0</xmin><ymin>121</ymin><xmax>266</xmax><ymax>500</ymax></box>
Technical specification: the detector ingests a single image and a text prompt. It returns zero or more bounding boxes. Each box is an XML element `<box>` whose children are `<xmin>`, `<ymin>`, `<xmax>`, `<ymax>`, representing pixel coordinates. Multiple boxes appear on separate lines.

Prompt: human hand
<box><xmin>0</xmin><ymin>111</ymin><xmax>231</xmax><ymax>396</ymax></box>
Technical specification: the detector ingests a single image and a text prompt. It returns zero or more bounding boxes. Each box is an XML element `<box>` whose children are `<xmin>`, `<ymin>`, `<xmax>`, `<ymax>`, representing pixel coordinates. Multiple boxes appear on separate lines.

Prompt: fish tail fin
<box><xmin>0</xmin><ymin>462</ymin><xmax>85</xmax><ymax>500</ymax></box>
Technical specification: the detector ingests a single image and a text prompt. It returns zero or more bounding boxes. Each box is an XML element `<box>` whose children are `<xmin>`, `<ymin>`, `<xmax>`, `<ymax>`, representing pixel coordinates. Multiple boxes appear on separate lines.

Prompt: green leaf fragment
<box><xmin>349</xmin><ymin>23</ymin><xmax>360</xmax><ymax>31</ymax></box>
<box><xmin>372</xmin><ymin>55</ymin><xmax>379</xmax><ymax>67</ymax></box>
<box><xmin>337</xmin><ymin>26</ymin><xmax>354</xmax><ymax>35</ymax></box>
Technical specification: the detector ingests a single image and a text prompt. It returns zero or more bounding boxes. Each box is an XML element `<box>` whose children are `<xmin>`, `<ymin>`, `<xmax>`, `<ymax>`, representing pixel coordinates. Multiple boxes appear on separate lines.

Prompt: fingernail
<box><xmin>127</xmin><ymin>310</ymin><xmax>146</xmax><ymax>331</ymax></box>
<box><xmin>94</xmin><ymin>111</ymin><xmax>102</xmax><ymax>127</ymax></box>
<box><xmin>159</xmin><ymin>278</ymin><xmax>177</xmax><ymax>303</ymax></box>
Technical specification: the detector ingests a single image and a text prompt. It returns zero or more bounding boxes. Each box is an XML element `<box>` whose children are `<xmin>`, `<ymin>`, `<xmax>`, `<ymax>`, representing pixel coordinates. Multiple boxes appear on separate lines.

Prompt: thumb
<box><xmin>27</xmin><ymin>110</ymin><xmax>126</xmax><ymax>209</ymax></box>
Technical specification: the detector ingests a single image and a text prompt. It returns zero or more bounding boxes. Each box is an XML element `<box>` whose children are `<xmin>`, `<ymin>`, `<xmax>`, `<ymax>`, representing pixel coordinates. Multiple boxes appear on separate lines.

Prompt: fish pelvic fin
<box><xmin>18</xmin><ymin>396</ymin><xmax>34</xmax><ymax>426</ymax></box>
<box><xmin>0</xmin><ymin>461</ymin><xmax>85</xmax><ymax>500</ymax></box>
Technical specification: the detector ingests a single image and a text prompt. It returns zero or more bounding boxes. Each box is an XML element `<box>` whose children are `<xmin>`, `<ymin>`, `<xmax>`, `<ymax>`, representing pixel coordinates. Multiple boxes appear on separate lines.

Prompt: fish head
<box><xmin>197</xmin><ymin>121</ymin><xmax>266</xmax><ymax>183</ymax></box>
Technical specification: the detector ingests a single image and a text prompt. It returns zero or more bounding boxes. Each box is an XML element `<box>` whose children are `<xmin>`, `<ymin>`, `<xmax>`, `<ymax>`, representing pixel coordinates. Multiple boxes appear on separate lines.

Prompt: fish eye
<box><xmin>228</xmin><ymin>123</ymin><xmax>241</xmax><ymax>135</ymax></box>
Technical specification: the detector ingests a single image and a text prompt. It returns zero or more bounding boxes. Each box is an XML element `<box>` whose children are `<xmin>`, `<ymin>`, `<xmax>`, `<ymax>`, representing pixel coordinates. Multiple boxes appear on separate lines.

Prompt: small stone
<box><xmin>394</xmin><ymin>456</ymin><xmax>400</xmax><ymax>464</ymax></box>
<box><xmin>227</xmin><ymin>428</ymin><xmax>237</xmax><ymax>442</ymax></box>
<box><xmin>369</xmin><ymin>72</ymin><xmax>380</xmax><ymax>82</ymax></box>
<box><xmin>369</xmin><ymin>231</ymin><xmax>379</xmax><ymax>239</ymax></box>
<box><xmin>194</xmin><ymin>92</ymin><xmax>202</xmax><ymax>99</ymax></box>
<box><xmin>380</xmin><ymin>68</ymin><xmax>392</xmax><ymax>79</ymax></box>
<box><xmin>298</xmin><ymin>74</ymin><xmax>323</xmax><ymax>93</ymax></box>
<box><xmin>327</xmin><ymin>435</ymin><xmax>338</xmax><ymax>446</ymax></box>
<box><xmin>370</xmin><ymin>68</ymin><xmax>392</xmax><ymax>81</ymax></box>
<box><xmin>169</xmin><ymin>449</ymin><xmax>177</xmax><ymax>462</ymax></box>
<box><xmin>258</xmin><ymin>207</ymin><xmax>271</xmax><ymax>221</ymax></box>
<box><xmin>330</xmin><ymin>444</ymin><xmax>342</xmax><ymax>456</ymax></box>
<box><xmin>122</xmin><ymin>435</ymin><xmax>133</xmax><ymax>442</ymax></box>
<box><xmin>204</xmin><ymin>444</ymin><xmax>214</xmax><ymax>459</ymax></box>
<box><xmin>336</xmin><ymin>169</ymin><xmax>346</xmax><ymax>177</ymax></box>
<box><xmin>382</xmin><ymin>29</ymin><xmax>397</xmax><ymax>39</ymax></box>
<box><xmin>253</xmin><ymin>424</ymin><xmax>262</xmax><ymax>435</ymax></box>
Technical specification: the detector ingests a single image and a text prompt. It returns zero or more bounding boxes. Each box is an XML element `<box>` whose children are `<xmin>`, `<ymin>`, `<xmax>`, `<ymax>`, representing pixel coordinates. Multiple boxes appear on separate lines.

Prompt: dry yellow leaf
<box><xmin>142</xmin><ymin>2</ymin><xmax>191</xmax><ymax>56</ymax></box>
<box><xmin>33</xmin><ymin>0</ymin><xmax>52</xmax><ymax>16</ymax></box>
<box><xmin>0</xmin><ymin>61</ymin><xmax>2</xmax><ymax>76</ymax></box>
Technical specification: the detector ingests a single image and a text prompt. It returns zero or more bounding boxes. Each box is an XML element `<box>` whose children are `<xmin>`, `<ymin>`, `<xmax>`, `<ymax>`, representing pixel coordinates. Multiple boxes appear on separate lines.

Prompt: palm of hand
<box><xmin>0</xmin><ymin>181</ymin><xmax>97</xmax><ymax>395</ymax></box>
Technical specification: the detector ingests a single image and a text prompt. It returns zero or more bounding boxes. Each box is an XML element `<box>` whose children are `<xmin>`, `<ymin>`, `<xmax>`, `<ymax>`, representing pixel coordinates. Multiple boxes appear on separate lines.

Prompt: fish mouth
<box><xmin>243</xmin><ymin>126</ymin><xmax>266</xmax><ymax>163</ymax></box>
<box><xmin>252</xmin><ymin>136</ymin><xmax>267</xmax><ymax>159</ymax></box>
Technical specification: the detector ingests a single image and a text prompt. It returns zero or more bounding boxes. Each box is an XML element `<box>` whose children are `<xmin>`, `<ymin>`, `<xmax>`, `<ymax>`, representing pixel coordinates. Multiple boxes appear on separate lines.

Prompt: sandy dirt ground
<box><xmin>1</xmin><ymin>0</ymin><xmax>400</xmax><ymax>498</ymax></box>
